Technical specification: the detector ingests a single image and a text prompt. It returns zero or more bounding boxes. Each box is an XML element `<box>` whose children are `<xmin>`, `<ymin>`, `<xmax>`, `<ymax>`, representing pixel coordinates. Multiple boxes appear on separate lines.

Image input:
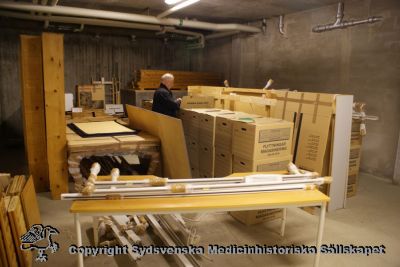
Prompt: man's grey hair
<box><xmin>161</xmin><ymin>73</ymin><xmax>174</xmax><ymax>82</ymax></box>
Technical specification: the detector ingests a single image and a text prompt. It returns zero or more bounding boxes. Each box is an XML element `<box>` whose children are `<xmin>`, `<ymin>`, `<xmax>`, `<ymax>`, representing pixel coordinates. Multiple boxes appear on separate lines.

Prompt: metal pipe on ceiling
<box><xmin>0</xmin><ymin>1</ymin><xmax>261</xmax><ymax>33</ymax></box>
<box><xmin>312</xmin><ymin>2</ymin><xmax>383</xmax><ymax>33</ymax></box>
<box><xmin>0</xmin><ymin>10</ymin><xmax>205</xmax><ymax>46</ymax></box>
<box><xmin>204</xmin><ymin>30</ymin><xmax>239</xmax><ymax>40</ymax></box>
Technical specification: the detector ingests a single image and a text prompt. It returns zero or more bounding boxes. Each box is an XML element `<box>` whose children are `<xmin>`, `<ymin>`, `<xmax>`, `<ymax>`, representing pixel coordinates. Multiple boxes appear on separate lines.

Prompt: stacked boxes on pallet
<box><xmin>347</xmin><ymin>119</ymin><xmax>363</xmax><ymax>197</ymax></box>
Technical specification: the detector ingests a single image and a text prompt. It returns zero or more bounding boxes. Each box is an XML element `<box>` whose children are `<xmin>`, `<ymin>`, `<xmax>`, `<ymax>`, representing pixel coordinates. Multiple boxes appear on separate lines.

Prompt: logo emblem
<box><xmin>20</xmin><ymin>224</ymin><xmax>60</xmax><ymax>262</ymax></box>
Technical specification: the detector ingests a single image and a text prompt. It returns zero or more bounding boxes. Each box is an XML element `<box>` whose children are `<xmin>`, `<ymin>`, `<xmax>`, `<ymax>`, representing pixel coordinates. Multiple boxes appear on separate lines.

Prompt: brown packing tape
<box><xmin>312</xmin><ymin>94</ymin><xmax>320</xmax><ymax>124</ymax></box>
<box><xmin>276</xmin><ymin>96</ymin><xmax>332</xmax><ymax>107</ymax></box>
<box><xmin>281</xmin><ymin>91</ymin><xmax>289</xmax><ymax>120</ymax></box>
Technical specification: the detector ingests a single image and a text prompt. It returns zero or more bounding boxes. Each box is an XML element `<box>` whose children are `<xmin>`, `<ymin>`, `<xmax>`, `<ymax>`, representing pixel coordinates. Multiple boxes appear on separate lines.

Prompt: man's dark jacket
<box><xmin>152</xmin><ymin>83</ymin><xmax>180</xmax><ymax>117</ymax></box>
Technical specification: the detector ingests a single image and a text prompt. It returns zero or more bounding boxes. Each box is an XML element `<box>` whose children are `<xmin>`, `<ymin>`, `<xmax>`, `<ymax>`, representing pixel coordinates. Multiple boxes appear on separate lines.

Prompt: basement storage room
<box><xmin>0</xmin><ymin>0</ymin><xmax>399</xmax><ymax>266</ymax></box>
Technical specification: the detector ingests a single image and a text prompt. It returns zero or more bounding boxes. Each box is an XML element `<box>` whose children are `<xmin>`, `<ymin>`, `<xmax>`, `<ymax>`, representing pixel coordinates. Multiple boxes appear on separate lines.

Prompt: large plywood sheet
<box><xmin>126</xmin><ymin>105</ymin><xmax>190</xmax><ymax>178</ymax></box>
<box><xmin>42</xmin><ymin>33</ymin><xmax>68</xmax><ymax>199</ymax></box>
<box><xmin>20</xmin><ymin>35</ymin><xmax>49</xmax><ymax>192</ymax></box>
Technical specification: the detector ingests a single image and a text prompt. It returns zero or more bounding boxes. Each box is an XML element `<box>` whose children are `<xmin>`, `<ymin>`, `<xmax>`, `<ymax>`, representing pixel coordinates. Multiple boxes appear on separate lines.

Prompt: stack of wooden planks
<box><xmin>134</xmin><ymin>69</ymin><xmax>222</xmax><ymax>90</ymax></box>
<box><xmin>20</xmin><ymin>33</ymin><xmax>67</xmax><ymax>199</ymax></box>
<box><xmin>0</xmin><ymin>175</ymin><xmax>42</xmax><ymax>267</ymax></box>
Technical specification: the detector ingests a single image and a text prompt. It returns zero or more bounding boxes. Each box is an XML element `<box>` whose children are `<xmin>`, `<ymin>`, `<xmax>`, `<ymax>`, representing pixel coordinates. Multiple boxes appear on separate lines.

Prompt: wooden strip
<box><xmin>0</xmin><ymin>223</ymin><xmax>8</xmax><ymax>267</ymax></box>
<box><xmin>20</xmin><ymin>176</ymin><xmax>42</xmax><ymax>228</ymax></box>
<box><xmin>42</xmin><ymin>33</ymin><xmax>68</xmax><ymax>199</ymax></box>
<box><xmin>7</xmin><ymin>196</ymin><xmax>32</xmax><ymax>267</ymax></box>
<box><xmin>0</xmin><ymin>197</ymin><xmax>18</xmax><ymax>267</ymax></box>
<box><xmin>20</xmin><ymin>35</ymin><xmax>49</xmax><ymax>193</ymax></box>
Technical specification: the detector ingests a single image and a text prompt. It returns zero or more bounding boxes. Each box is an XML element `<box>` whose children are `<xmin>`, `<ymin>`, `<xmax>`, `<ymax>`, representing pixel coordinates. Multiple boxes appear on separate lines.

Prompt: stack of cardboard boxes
<box><xmin>180</xmin><ymin>108</ymin><xmax>233</xmax><ymax>177</ymax></box>
<box><xmin>229</xmin><ymin>117</ymin><xmax>293</xmax><ymax>225</ymax></box>
<box><xmin>180</xmin><ymin>107</ymin><xmax>295</xmax><ymax>225</ymax></box>
<box><xmin>348</xmin><ymin>119</ymin><xmax>363</xmax><ymax>197</ymax></box>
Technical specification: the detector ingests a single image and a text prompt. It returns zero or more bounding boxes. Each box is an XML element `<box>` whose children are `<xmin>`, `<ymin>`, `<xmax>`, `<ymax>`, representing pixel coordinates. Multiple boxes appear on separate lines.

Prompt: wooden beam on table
<box><xmin>20</xmin><ymin>35</ymin><xmax>49</xmax><ymax>192</ymax></box>
<box><xmin>42</xmin><ymin>32</ymin><xmax>68</xmax><ymax>199</ymax></box>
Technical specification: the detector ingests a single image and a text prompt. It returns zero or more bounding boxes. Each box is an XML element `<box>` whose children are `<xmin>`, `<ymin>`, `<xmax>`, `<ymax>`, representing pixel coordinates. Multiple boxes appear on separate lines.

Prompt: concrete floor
<box><xmin>32</xmin><ymin>172</ymin><xmax>400</xmax><ymax>267</ymax></box>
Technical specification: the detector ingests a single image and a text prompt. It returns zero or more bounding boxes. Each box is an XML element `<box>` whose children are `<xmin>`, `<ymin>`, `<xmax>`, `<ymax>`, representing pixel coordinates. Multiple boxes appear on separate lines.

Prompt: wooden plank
<box><xmin>126</xmin><ymin>105</ymin><xmax>191</xmax><ymax>179</ymax></box>
<box><xmin>0</xmin><ymin>222</ymin><xmax>8</xmax><ymax>267</ymax></box>
<box><xmin>42</xmin><ymin>33</ymin><xmax>68</xmax><ymax>199</ymax></box>
<box><xmin>70</xmin><ymin>190</ymin><xmax>330</xmax><ymax>214</ymax></box>
<box><xmin>0</xmin><ymin>197</ymin><xmax>18</xmax><ymax>267</ymax></box>
<box><xmin>7</xmin><ymin>196</ymin><xmax>32</xmax><ymax>267</ymax></box>
<box><xmin>20</xmin><ymin>176</ymin><xmax>41</xmax><ymax>228</ymax></box>
<box><xmin>20</xmin><ymin>35</ymin><xmax>49</xmax><ymax>193</ymax></box>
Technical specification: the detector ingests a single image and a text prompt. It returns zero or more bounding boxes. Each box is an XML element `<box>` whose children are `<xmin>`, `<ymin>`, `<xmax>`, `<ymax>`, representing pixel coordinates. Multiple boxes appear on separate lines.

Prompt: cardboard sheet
<box><xmin>68</xmin><ymin>121</ymin><xmax>137</xmax><ymax>137</ymax></box>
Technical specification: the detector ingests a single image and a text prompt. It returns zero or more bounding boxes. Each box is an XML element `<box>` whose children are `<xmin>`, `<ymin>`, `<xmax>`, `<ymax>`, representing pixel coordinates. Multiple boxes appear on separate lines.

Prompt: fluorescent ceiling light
<box><xmin>158</xmin><ymin>0</ymin><xmax>200</xmax><ymax>18</ymax></box>
<box><xmin>164</xmin><ymin>0</ymin><xmax>184</xmax><ymax>5</ymax></box>
<box><xmin>170</xmin><ymin>0</ymin><xmax>200</xmax><ymax>11</ymax></box>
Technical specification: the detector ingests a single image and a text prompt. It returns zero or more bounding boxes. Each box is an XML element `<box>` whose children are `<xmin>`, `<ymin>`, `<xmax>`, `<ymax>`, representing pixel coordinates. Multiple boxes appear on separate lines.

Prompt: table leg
<box><xmin>314</xmin><ymin>202</ymin><xmax>327</xmax><ymax>267</ymax></box>
<box><xmin>93</xmin><ymin>216</ymin><xmax>99</xmax><ymax>246</ymax></box>
<box><xmin>75</xmin><ymin>213</ymin><xmax>84</xmax><ymax>267</ymax></box>
<box><xmin>280</xmin><ymin>208</ymin><xmax>287</xmax><ymax>237</ymax></box>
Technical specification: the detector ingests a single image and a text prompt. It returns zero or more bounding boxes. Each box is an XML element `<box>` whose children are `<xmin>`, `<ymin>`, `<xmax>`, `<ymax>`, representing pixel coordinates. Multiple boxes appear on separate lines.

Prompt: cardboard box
<box><xmin>190</xmin><ymin>166</ymin><xmax>199</xmax><ymax>178</ymax></box>
<box><xmin>214</xmin><ymin>146</ymin><xmax>233</xmax><ymax>177</ymax></box>
<box><xmin>198</xmin><ymin>109</ymin><xmax>232</xmax><ymax>147</ymax></box>
<box><xmin>232</xmin><ymin>117</ymin><xmax>293</xmax><ymax>160</ymax></box>
<box><xmin>230</xmin><ymin>209</ymin><xmax>283</xmax><ymax>226</ymax></box>
<box><xmin>186</xmin><ymin>136</ymin><xmax>199</xmax><ymax>168</ymax></box>
<box><xmin>215</xmin><ymin>112</ymin><xmax>258</xmax><ymax>151</ymax></box>
<box><xmin>77</xmin><ymin>84</ymin><xmax>105</xmax><ymax>109</ymax></box>
<box><xmin>270</xmin><ymin>91</ymin><xmax>335</xmax><ymax>175</ymax></box>
<box><xmin>198</xmin><ymin>144</ymin><xmax>215</xmax><ymax>176</ymax></box>
<box><xmin>233</xmin><ymin>155</ymin><xmax>292</xmax><ymax>173</ymax></box>
<box><xmin>348</xmin><ymin>157</ymin><xmax>360</xmax><ymax>175</ymax></box>
<box><xmin>347</xmin><ymin>183</ymin><xmax>357</xmax><ymax>198</ymax></box>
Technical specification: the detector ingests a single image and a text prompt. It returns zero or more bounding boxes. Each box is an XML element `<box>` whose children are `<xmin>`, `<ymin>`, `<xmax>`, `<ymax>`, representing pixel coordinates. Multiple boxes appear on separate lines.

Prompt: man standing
<box><xmin>152</xmin><ymin>73</ymin><xmax>182</xmax><ymax>117</ymax></box>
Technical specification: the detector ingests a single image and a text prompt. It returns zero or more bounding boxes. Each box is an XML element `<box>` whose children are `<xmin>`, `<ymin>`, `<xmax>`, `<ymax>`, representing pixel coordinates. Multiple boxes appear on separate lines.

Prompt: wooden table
<box><xmin>66</xmin><ymin>127</ymin><xmax>161</xmax><ymax>189</ymax></box>
<box><xmin>70</xmin><ymin>188</ymin><xmax>329</xmax><ymax>267</ymax></box>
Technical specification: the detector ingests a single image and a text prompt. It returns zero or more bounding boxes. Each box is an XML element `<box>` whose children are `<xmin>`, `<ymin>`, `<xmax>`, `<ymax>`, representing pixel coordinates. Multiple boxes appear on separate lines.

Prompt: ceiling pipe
<box><xmin>0</xmin><ymin>10</ymin><xmax>205</xmax><ymax>46</ymax></box>
<box><xmin>0</xmin><ymin>1</ymin><xmax>261</xmax><ymax>33</ymax></box>
<box><xmin>312</xmin><ymin>2</ymin><xmax>383</xmax><ymax>33</ymax></box>
<box><xmin>205</xmin><ymin>30</ymin><xmax>239</xmax><ymax>40</ymax></box>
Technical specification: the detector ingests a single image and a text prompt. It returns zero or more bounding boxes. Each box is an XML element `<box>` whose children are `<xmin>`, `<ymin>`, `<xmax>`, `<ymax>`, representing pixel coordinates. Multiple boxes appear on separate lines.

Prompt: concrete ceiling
<box><xmin>30</xmin><ymin>0</ymin><xmax>340</xmax><ymax>22</ymax></box>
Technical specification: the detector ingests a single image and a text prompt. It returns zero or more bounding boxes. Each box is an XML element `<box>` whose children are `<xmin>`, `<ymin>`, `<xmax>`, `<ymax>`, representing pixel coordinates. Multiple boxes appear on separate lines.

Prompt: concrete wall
<box><xmin>198</xmin><ymin>0</ymin><xmax>400</xmax><ymax>179</ymax></box>
<box><xmin>0</xmin><ymin>29</ymin><xmax>193</xmax><ymax>139</ymax></box>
